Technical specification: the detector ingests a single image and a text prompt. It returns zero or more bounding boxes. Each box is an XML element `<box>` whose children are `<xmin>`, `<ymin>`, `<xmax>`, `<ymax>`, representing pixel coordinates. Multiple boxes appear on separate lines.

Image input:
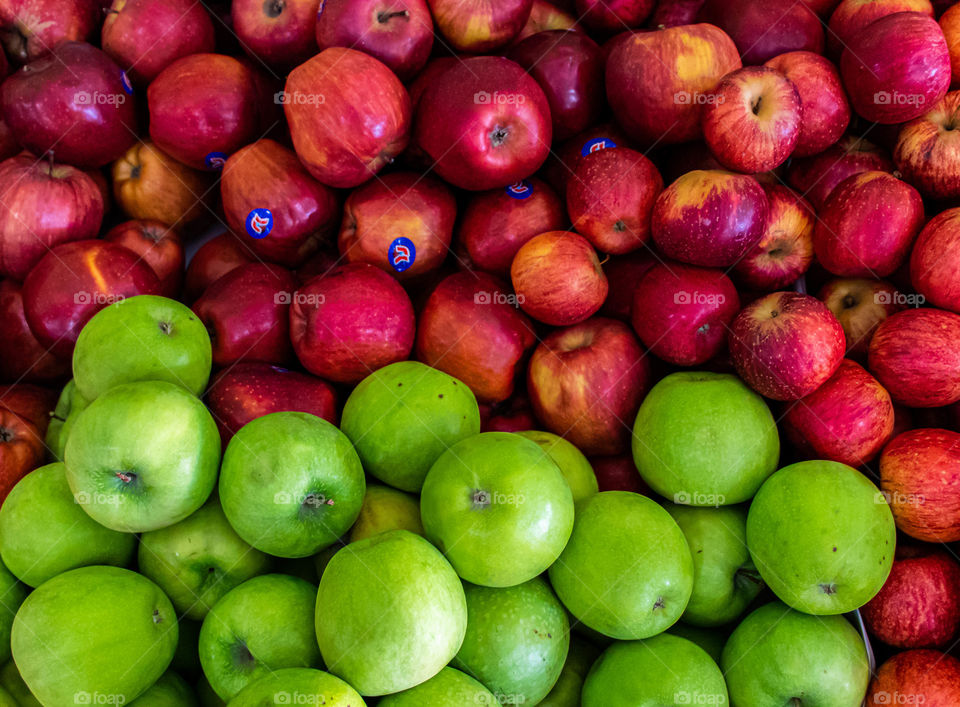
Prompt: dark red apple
<box><xmin>828</xmin><ymin>0</ymin><xmax>934</xmax><ymax>56</ymax></box>
<box><xmin>0</xmin><ymin>154</ymin><xmax>103</xmax><ymax>281</ymax></box>
<box><xmin>480</xmin><ymin>393</ymin><xmax>537</xmax><ymax>433</ymax></box>
<box><xmin>910</xmin><ymin>207</ymin><xmax>960</xmax><ymax>313</ymax></box>
<box><xmin>527</xmin><ymin>317</ymin><xmax>650</xmax><ymax>455</ymax></box>
<box><xmin>819</xmin><ymin>278</ymin><xmax>905</xmax><ymax>355</ymax></box>
<box><xmin>576</xmin><ymin>0</ymin><xmax>653</xmax><ymax>32</ymax></box>
<box><xmin>631</xmin><ymin>262</ymin><xmax>740</xmax><ymax>366</ymax></box>
<box><xmin>698</xmin><ymin>0</ymin><xmax>824</xmax><ymax>64</ymax></box>
<box><xmin>0</xmin><ymin>280</ymin><xmax>68</xmax><ymax>383</ymax></box>
<box><xmin>649</xmin><ymin>0</ymin><xmax>705</xmax><ymax>26</ymax></box>
<box><xmin>730</xmin><ymin>291</ymin><xmax>846</xmax><ymax>401</ymax></box>
<box><xmin>866</xmin><ymin>650</ymin><xmax>960</xmax><ymax>706</ymax></box>
<box><xmin>0</xmin><ymin>42</ymin><xmax>136</xmax><ymax>167</ymax></box>
<box><xmin>542</xmin><ymin>122</ymin><xmax>632</xmax><ymax>195</ymax></box>
<box><xmin>103</xmin><ymin>220</ymin><xmax>184</xmax><ymax>298</ymax></box>
<box><xmin>600</xmin><ymin>250</ymin><xmax>656</xmax><ymax>320</ymax></box>
<box><xmin>290</xmin><ymin>262</ymin><xmax>415</xmax><ymax>383</ymax></box>
<box><xmin>0</xmin><ymin>107</ymin><xmax>17</xmax><ymax>162</ymax></box>
<box><xmin>295</xmin><ymin>250</ymin><xmax>339</xmax><ymax>285</ymax></box>
<box><xmin>0</xmin><ymin>383</ymin><xmax>55</xmax><ymax>434</ymax></box>
<box><xmin>184</xmin><ymin>233</ymin><xmax>256</xmax><ymax>302</ymax></box>
<box><xmin>0</xmin><ymin>0</ymin><xmax>98</xmax><ymax>63</ymax></box>
<box><xmin>894</xmin><ymin>89</ymin><xmax>960</xmax><ymax>200</ymax></box>
<box><xmin>426</xmin><ymin>0</ymin><xmax>531</xmax><ymax>52</ymax></box>
<box><xmin>0</xmin><ymin>407</ymin><xmax>42</xmax><ymax>504</ymax></box>
<box><xmin>803</xmin><ymin>0</ymin><xmax>842</xmax><ymax>16</ymax></box>
<box><xmin>515</xmin><ymin>0</ymin><xmax>576</xmax><ymax>40</ymax></box>
<box><xmin>787</xmin><ymin>134</ymin><xmax>893</xmax><ymax>209</ymax></box>
<box><xmin>591</xmin><ymin>454</ymin><xmax>650</xmax><ymax>494</ymax></box>
<box><xmin>415</xmin><ymin>56</ymin><xmax>552</xmax><ymax>191</ymax></box>
<box><xmin>233</xmin><ymin>0</ymin><xmax>319</xmax><ymax>69</ymax></box>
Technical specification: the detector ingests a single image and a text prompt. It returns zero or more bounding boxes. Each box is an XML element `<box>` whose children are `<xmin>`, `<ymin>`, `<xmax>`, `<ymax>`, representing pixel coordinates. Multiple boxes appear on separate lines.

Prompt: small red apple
<box><xmin>184</xmin><ymin>232</ymin><xmax>255</xmax><ymax>302</ymax></box>
<box><xmin>0</xmin><ymin>0</ymin><xmax>98</xmax><ymax>63</ymax></box>
<box><xmin>894</xmin><ymin>90</ymin><xmax>960</xmax><ymax>200</ymax></box>
<box><xmin>103</xmin><ymin>220</ymin><xmax>184</xmax><ymax>298</ymax></box>
<box><xmin>698</xmin><ymin>0</ymin><xmax>824</xmax><ymax>64</ymax></box>
<box><xmin>542</xmin><ymin>122</ymin><xmax>631</xmax><ymax>195</ymax></box>
<box><xmin>426</xmin><ymin>0</ymin><xmax>532</xmax><ymax>52</ymax></box>
<box><xmin>590</xmin><ymin>454</ymin><xmax>650</xmax><ymax>494</ymax></box>
<box><xmin>818</xmin><ymin>278</ymin><xmax>905</xmax><ymax>355</ymax></box>
<box><xmin>866</xmin><ymin>650</ymin><xmax>960</xmax><ymax>706</ymax></box>
<box><xmin>233</xmin><ymin>0</ymin><xmax>319</xmax><ymax>69</ymax></box>
<box><xmin>0</xmin><ymin>407</ymin><xmax>43</xmax><ymax>504</ymax></box>
<box><xmin>828</xmin><ymin>0</ymin><xmax>934</xmax><ymax>56</ymax></box>
<box><xmin>910</xmin><ymin>207</ymin><xmax>960</xmax><ymax>313</ymax></box>
<box><xmin>600</xmin><ymin>250</ymin><xmax>656</xmax><ymax>321</ymax></box>
<box><xmin>0</xmin><ymin>280</ymin><xmax>69</xmax><ymax>384</ymax></box>
<box><xmin>787</xmin><ymin>134</ymin><xmax>893</xmax><ymax>209</ymax></box>
<box><xmin>575</xmin><ymin>0</ymin><xmax>653</xmax><ymax>32</ymax></box>
<box><xmin>0</xmin><ymin>383</ymin><xmax>56</xmax><ymax>433</ymax></box>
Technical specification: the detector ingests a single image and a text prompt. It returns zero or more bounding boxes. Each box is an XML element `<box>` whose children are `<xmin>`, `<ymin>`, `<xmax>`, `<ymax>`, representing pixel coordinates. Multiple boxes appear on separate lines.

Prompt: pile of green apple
<box><xmin>0</xmin><ymin>295</ymin><xmax>894</xmax><ymax>706</ymax></box>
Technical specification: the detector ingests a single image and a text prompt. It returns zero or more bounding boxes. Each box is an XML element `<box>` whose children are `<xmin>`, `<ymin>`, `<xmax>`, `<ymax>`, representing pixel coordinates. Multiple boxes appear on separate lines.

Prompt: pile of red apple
<box><xmin>2</xmin><ymin>0</ymin><xmax>960</xmax><ymax>703</ymax></box>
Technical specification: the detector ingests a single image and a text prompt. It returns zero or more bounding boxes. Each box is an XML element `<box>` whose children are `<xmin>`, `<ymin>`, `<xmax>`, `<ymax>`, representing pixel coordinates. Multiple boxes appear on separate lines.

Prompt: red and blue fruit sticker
<box><xmin>246</xmin><ymin>208</ymin><xmax>273</xmax><ymax>239</ymax></box>
<box><xmin>505</xmin><ymin>180</ymin><xmax>533</xmax><ymax>200</ymax></box>
<box><xmin>205</xmin><ymin>152</ymin><xmax>228</xmax><ymax>170</ymax></box>
<box><xmin>581</xmin><ymin>137</ymin><xmax>616</xmax><ymax>156</ymax></box>
<box><xmin>388</xmin><ymin>237</ymin><xmax>416</xmax><ymax>273</ymax></box>
<box><xmin>120</xmin><ymin>71</ymin><xmax>134</xmax><ymax>95</ymax></box>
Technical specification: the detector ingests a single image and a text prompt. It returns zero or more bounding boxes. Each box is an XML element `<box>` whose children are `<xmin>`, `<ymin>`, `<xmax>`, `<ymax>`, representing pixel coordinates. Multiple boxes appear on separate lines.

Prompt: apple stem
<box><xmin>378</xmin><ymin>9</ymin><xmax>409</xmax><ymax>22</ymax></box>
<box><xmin>46</xmin><ymin>151</ymin><xmax>55</xmax><ymax>175</ymax></box>
<box><xmin>734</xmin><ymin>567</ymin><xmax>764</xmax><ymax>589</ymax></box>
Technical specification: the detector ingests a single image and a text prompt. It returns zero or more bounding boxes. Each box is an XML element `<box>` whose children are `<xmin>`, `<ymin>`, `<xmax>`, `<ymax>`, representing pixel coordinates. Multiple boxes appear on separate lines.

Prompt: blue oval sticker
<box><xmin>120</xmin><ymin>71</ymin><xmax>134</xmax><ymax>95</ymax></box>
<box><xmin>505</xmin><ymin>180</ymin><xmax>533</xmax><ymax>200</ymax></box>
<box><xmin>246</xmin><ymin>208</ymin><xmax>273</xmax><ymax>239</ymax></box>
<box><xmin>205</xmin><ymin>152</ymin><xmax>228</xmax><ymax>170</ymax></box>
<box><xmin>581</xmin><ymin>137</ymin><xmax>616</xmax><ymax>157</ymax></box>
<box><xmin>388</xmin><ymin>237</ymin><xmax>416</xmax><ymax>273</ymax></box>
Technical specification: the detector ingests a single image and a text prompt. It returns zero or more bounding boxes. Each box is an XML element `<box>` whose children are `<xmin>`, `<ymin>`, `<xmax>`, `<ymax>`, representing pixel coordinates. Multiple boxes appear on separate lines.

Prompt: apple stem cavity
<box><xmin>263</xmin><ymin>0</ymin><xmax>285</xmax><ymax>17</ymax></box>
<box><xmin>158</xmin><ymin>320</ymin><xmax>174</xmax><ymax>336</ymax></box>
<box><xmin>734</xmin><ymin>567</ymin><xmax>764</xmax><ymax>590</ymax></box>
<box><xmin>818</xmin><ymin>582</ymin><xmax>837</xmax><ymax>595</ymax></box>
<box><xmin>471</xmin><ymin>489</ymin><xmax>492</xmax><ymax>510</ymax></box>
<box><xmin>152</xmin><ymin>608</ymin><xmax>163</xmax><ymax>624</ymax></box>
<box><xmin>377</xmin><ymin>9</ymin><xmax>410</xmax><ymax>22</ymax></box>
<box><xmin>489</xmin><ymin>126</ymin><xmax>509</xmax><ymax>148</ymax></box>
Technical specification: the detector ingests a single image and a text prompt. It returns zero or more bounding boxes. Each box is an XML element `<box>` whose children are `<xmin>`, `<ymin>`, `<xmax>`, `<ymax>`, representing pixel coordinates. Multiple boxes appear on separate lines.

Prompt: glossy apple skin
<box><xmin>869</xmin><ymin>308</ymin><xmax>960</xmax><ymax>407</ymax></box>
<box><xmin>338</xmin><ymin>171</ymin><xmax>455</xmax><ymax>280</ymax></box>
<box><xmin>590</xmin><ymin>454</ymin><xmax>649</xmax><ymax>494</ymax></box>
<box><xmin>527</xmin><ymin>317</ymin><xmax>650</xmax><ymax>455</ymax></box>
<box><xmin>782</xmin><ymin>359</ymin><xmax>894</xmax><ymax>466</ymax></box>
<box><xmin>895</xmin><ymin>90</ymin><xmax>960</xmax><ymax>200</ymax></box>
<box><xmin>0</xmin><ymin>382</ymin><xmax>55</xmax><ymax>431</ymax></box>
<box><xmin>426</xmin><ymin>0</ymin><xmax>532</xmax><ymax>51</ymax></box>
<box><xmin>631</xmin><ymin>262</ymin><xmax>739</xmax><ymax>366</ymax></box>
<box><xmin>459</xmin><ymin>177</ymin><xmax>565</xmax><ymax>276</ymax></box>
<box><xmin>862</xmin><ymin>546</ymin><xmax>960</xmax><ymax>649</ymax></box>
<box><xmin>233</xmin><ymin>0</ymin><xmax>318</xmax><ymax>68</ymax></box>
<box><xmin>416</xmin><ymin>271</ymin><xmax>536</xmax><ymax>403</ymax></box>
<box><xmin>103</xmin><ymin>220</ymin><xmax>184</xmax><ymax>298</ymax></box>
<box><xmin>0</xmin><ymin>155</ymin><xmax>104</xmax><ymax>281</ymax></box>
<box><xmin>567</xmin><ymin>147</ymin><xmax>662</xmax><ymax>255</ymax></box>
<box><xmin>606</xmin><ymin>24</ymin><xmax>741</xmax><ymax>146</ymax></box>
<box><xmin>192</xmin><ymin>263</ymin><xmax>295</xmax><ymax>367</ymax></box>
<box><xmin>515</xmin><ymin>0</ymin><xmax>576</xmax><ymax>40</ymax></box>
<box><xmin>787</xmin><ymin>135</ymin><xmax>893</xmax><ymax>209</ymax></box>
<box><xmin>730</xmin><ymin>291</ymin><xmax>846</xmax><ymax>401</ymax></box>
<box><xmin>0</xmin><ymin>407</ymin><xmax>42</xmax><ymax>504</ymax></box>
<box><xmin>511</xmin><ymin>231</ymin><xmax>608</xmax><ymax>326</ymax></box>
<box><xmin>290</xmin><ymin>263</ymin><xmax>415</xmax><ymax>383</ymax></box>
<box><xmin>734</xmin><ymin>184</ymin><xmax>813</xmax><ymax>291</ymax></box>
<box><xmin>184</xmin><ymin>233</ymin><xmax>255</xmax><ymax>301</ymax></box>
<box><xmin>22</xmin><ymin>240</ymin><xmax>160</xmax><ymax>359</ymax></box>
<box><xmin>910</xmin><ymin>207</ymin><xmax>960</xmax><ymax>313</ymax></box>
<box><xmin>206</xmin><ymin>362</ymin><xmax>337</xmax><ymax>446</ymax></box>
<box><xmin>840</xmin><ymin>11</ymin><xmax>950</xmax><ymax>123</ymax></box>
<box><xmin>764</xmin><ymin>51</ymin><xmax>851</xmax><ymax>157</ymax></box>
<box><xmin>285</xmin><ymin>47</ymin><xmax>411</xmax><ymax>189</ymax></box>
<box><xmin>0</xmin><ymin>0</ymin><xmax>98</xmax><ymax>63</ymax></box>
<box><xmin>652</xmin><ymin>170</ymin><xmax>768</xmax><ymax>267</ymax></box>
<box><xmin>148</xmin><ymin>54</ymin><xmax>261</xmax><ymax>170</ymax></box>
<box><xmin>866</xmin><ymin>650</ymin><xmax>960</xmax><ymax>706</ymax></box>
<box><xmin>0</xmin><ymin>42</ymin><xmax>136</xmax><ymax>167</ymax></box>
<box><xmin>415</xmin><ymin>56</ymin><xmax>552</xmax><ymax>191</ymax></box>
<box><xmin>941</xmin><ymin>3</ymin><xmax>960</xmax><ymax>84</ymax></box>
<box><xmin>316</xmin><ymin>0</ymin><xmax>432</xmax><ymax>80</ymax></box>
<box><xmin>111</xmin><ymin>140</ymin><xmax>212</xmax><ymax>226</ymax></box>
<box><xmin>698</xmin><ymin>0</ymin><xmax>824</xmax><ymax>64</ymax></box>
<box><xmin>703</xmin><ymin>66</ymin><xmax>801</xmax><ymax>174</ymax></box>
<box><xmin>575</xmin><ymin>0</ymin><xmax>653</xmax><ymax>31</ymax></box>
<box><xmin>221</xmin><ymin>139</ymin><xmax>338</xmax><ymax>268</ymax></box>
<box><xmin>542</xmin><ymin>122</ymin><xmax>631</xmax><ymax>195</ymax></box>
<box><xmin>828</xmin><ymin>0</ymin><xmax>934</xmax><ymax>56</ymax></box>
<box><xmin>814</xmin><ymin>172</ymin><xmax>925</xmax><ymax>278</ymax></box>
<box><xmin>0</xmin><ymin>280</ymin><xmax>68</xmax><ymax>383</ymax></box>
<box><xmin>600</xmin><ymin>250</ymin><xmax>656</xmax><ymax>320</ymax></box>
<box><xmin>101</xmin><ymin>0</ymin><xmax>215</xmax><ymax>83</ymax></box>
<box><xmin>818</xmin><ymin>278</ymin><xmax>904</xmax><ymax>355</ymax></box>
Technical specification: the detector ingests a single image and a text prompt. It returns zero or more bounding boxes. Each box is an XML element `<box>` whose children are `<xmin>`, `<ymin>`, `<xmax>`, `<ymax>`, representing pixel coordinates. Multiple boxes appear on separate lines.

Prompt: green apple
<box><xmin>128</xmin><ymin>672</ymin><xmax>197</xmax><ymax>707</ymax></box>
<box><xmin>315</xmin><ymin>530</ymin><xmax>466</xmax><ymax>696</ymax></box>
<box><xmin>45</xmin><ymin>380</ymin><xmax>90</xmax><ymax>462</ymax></box>
<box><xmin>747</xmin><ymin>460</ymin><xmax>896</xmax><ymax>614</ymax></box>
<box><xmin>582</xmin><ymin>634</ymin><xmax>728</xmax><ymax>707</ymax></box>
<box><xmin>537</xmin><ymin>636</ymin><xmax>602</xmax><ymax>707</ymax></box>
<box><xmin>170</xmin><ymin>619</ymin><xmax>201</xmax><ymax>681</ymax></box>
<box><xmin>0</xmin><ymin>462</ymin><xmax>136</xmax><ymax>587</ymax></box>
<box><xmin>548</xmin><ymin>491</ymin><xmax>693</xmax><ymax>639</ymax></box>
<box><xmin>452</xmin><ymin>577</ymin><xmax>569</xmax><ymax>705</ymax></box>
<box><xmin>666</xmin><ymin>624</ymin><xmax>727</xmax><ymax>665</ymax></box>
<box><xmin>0</xmin><ymin>685</ymin><xmax>15</xmax><ymax>707</ymax></box>
<box><xmin>12</xmin><ymin>566</ymin><xmax>178</xmax><ymax>706</ymax></box>
<box><xmin>0</xmin><ymin>562</ymin><xmax>26</xmax><ymax>665</ymax></box>
<box><xmin>420</xmin><ymin>432</ymin><xmax>574</xmax><ymax>587</ymax></box>
<box><xmin>340</xmin><ymin>361</ymin><xmax>481</xmax><ymax>492</ymax></box>
<box><xmin>64</xmin><ymin>381</ymin><xmax>220</xmax><ymax>532</ymax></box>
<box><xmin>219</xmin><ymin>412</ymin><xmax>365</xmax><ymax>558</ymax></box>
<box><xmin>721</xmin><ymin>601</ymin><xmax>869</xmax><ymax>706</ymax></box>
<box><xmin>138</xmin><ymin>498</ymin><xmax>271</xmax><ymax>620</ymax></box>
<box><xmin>515</xmin><ymin>430</ymin><xmax>598</xmax><ymax>503</ymax></box>
<box><xmin>632</xmin><ymin>372</ymin><xmax>780</xmax><ymax>505</ymax></box>
<box><xmin>0</xmin><ymin>661</ymin><xmax>39</xmax><ymax>707</ymax></box>
<box><xmin>196</xmin><ymin>674</ymin><xmax>223</xmax><ymax>707</ymax></box>
<box><xmin>226</xmin><ymin>668</ymin><xmax>364</xmax><ymax>707</ymax></box>
<box><xmin>378</xmin><ymin>667</ymin><xmax>495</xmax><ymax>706</ymax></box>
<box><xmin>73</xmin><ymin>295</ymin><xmax>212</xmax><ymax>400</ymax></box>
<box><xmin>349</xmin><ymin>484</ymin><xmax>423</xmax><ymax>543</ymax></box>
<box><xmin>198</xmin><ymin>574</ymin><xmax>321</xmax><ymax>701</ymax></box>
<box><xmin>665</xmin><ymin>504</ymin><xmax>763</xmax><ymax>627</ymax></box>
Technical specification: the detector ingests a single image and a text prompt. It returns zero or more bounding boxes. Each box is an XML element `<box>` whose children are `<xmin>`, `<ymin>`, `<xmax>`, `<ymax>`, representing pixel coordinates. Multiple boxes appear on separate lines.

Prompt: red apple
<box><xmin>911</xmin><ymin>207</ymin><xmax>960</xmax><ymax>313</ymax></box>
<box><xmin>814</xmin><ymin>172</ymin><xmax>925</xmax><ymax>278</ymax></box>
<box><xmin>101</xmin><ymin>0</ymin><xmax>215</xmax><ymax>84</ymax></box>
<box><xmin>184</xmin><ymin>233</ymin><xmax>255</xmax><ymax>301</ymax></box>
<box><xmin>863</xmin><ymin>545</ymin><xmax>960</xmax><ymax>648</ymax></box>
<box><xmin>703</xmin><ymin>66</ymin><xmax>801</xmax><ymax>174</ymax></box>
<box><xmin>787</xmin><ymin>134</ymin><xmax>893</xmax><ymax>209</ymax></box>
<box><xmin>527</xmin><ymin>317</ymin><xmax>651</xmax><ymax>455</ymax></box>
<box><xmin>600</xmin><ymin>250</ymin><xmax>656</xmax><ymax>320</ymax></box>
<box><xmin>782</xmin><ymin>358</ymin><xmax>894</xmax><ymax>466</ymax></box>
<box><xmin>591</xmin><ymin>454</ymin><xmax>650</xmax><ymax>494</ymax></box>
<box><xmin>605</xmin><ymin>23</ymin><xmax>741</xmax><ymax>146</ymax></box>
<box><xmin>148</xmin><ymin>53</ymin><xmax>262</xmax><ymax>170</ymax></box>
<box><xmin>233</xmin><ymin>0</ymin><xmax>318</xmax><ymax>69</ymax></box>
<box><xmin>567</xmin><ymin>146</ymin><xmax>663</xmax><ymax>255</ymax></box>
<box><xmin>803</xmin><ymin>0</ymin><xmax>842</xmax><ymax>15</ymax></box>
<box><xmin>0</xmin><ymin>407</ymin><xmax>42</xmax><ymax>504</ymax></box>
<box><xmin>511</xmin><ymin>230</ymin><xmax>608</xmax><ymax>326</ymax></box>
<box><xmin>206</xmin><ymin>362</ymin><xmax>337</xmax><ymax>446</ymax></box>
<box><xmin>840</xmin><ymin>11</ymin><xmax>950</xmax><ymax>123</ymax></box>
<box><xmin>542</xmin><ymin>122</ymin><xmax>631</xmax><ymax>195</ymax></box>
<box><xmin>415</xmin><ymin>56</ymin><xmax>552</xmax><ymax>191</ymax></box>
<box><xmin>818</xmin><ymin>278</ymin><xmax>905</xmax><ymax>355</ymax></box>
<box><xmin>405</xmin><ymin>55</ymin><xmax>455</xmax><ymax>110</ymax></box>
<box><xmin>866</xmin><ymin>650</ymin><xmax>960</xmax><ymax>706</ymax></box>
<box><xmin>416</xmin><ymin>271</ymin><xmax>536</xmax><ymax>403</ymax></box>
<box><xmin>869</xmin><ymin>308</ymin><xmax>960</xmax><ymax>407</ymax></box>
<box><xmin>316</xmin><ymin>0</ymin><xmax>432</xmax><ymax>80</ymax></box>
<box><xmin>285</xmin><ymin>47</ymin><xmax>411</xmax><ymax>188</ymax></box>
<box><xmin>941</xmin><ymin>3</ymin><xmax>960</xmax><ymax>84</ymax></box>
<box><xmin>221</xmin><ymin>139</ymin><xmax>338</xmax><ymax>268</ymax></box>
<box><xmin>515</xmin><ymin>0</ymin><xmax>576</xmax><ymax>41</ymax></box>
<box><xmin>698</xmin><ymin>0</ymin><xmax>824</xmax><ymax>64</ymax></box>
<box><xmin>0</xmin><ymin>383</ymin><xmax>55</xmax><ymax>433</ymax></box>
<box><xmin>290</xmin><ymin>262</ymin><xmax>415</xmax><ymax>383</ymax></box>
<box><xmin>22</xmin><ymin>240</ymin><xmax>160</xmax><ymax>358</ymax></box>
<box><xmin>894</xmin><ymin>90</ymin><xmax>960</xmax><ymax>200</ymax></box>
<box><xmin>649</xmin><ymin>0</ymin><xmax>705</xmax><ymax>26</ymax></box>
<box><xmin>0</xmin><ymin>107</ymin><xmax>17</xmax><ymax>162</ymax></box>
<box><xmin>828</xmin><ymin>0</ymin><xmax>934</xmax><ymax>56</ymax></box>
<box><xmin>0</xmin><ymin>154</ymin><xmax>103</xmax><ymax>281</ymax></box>
<box><xmin>764</xmin><ymin>51</ymin><xmax>851</xmax><ymax>157</ymax></box>
<box><xmin>0</xmin><ymin>0</ymin><xmax>98</xmax><ymax>63</ymax></box>
<box><xmin>575</xmin><ymin>0</ymin><xmax>653</xmax><ymax>31</ymax></box>
<box><xmin>103</xmin><ymin>220</ymin><xmax>184</xmax><ymax>298</ymax></box>
<box><xmin>730</xmin><ymin>291</ymin><xmax>846</xmax><ymax>401</ymax></box>
<box><xmin>426</xmin><ymin>0</ymin><xmax>531</xmax><ymax>51</ymax></box>
<box><xmin>0</xmin><ymin>280</ymin><xmax>68</xmax><ymax>383</ymax></box>
<box><xmin>459</xmin><ymin>177</ymin><xmax>565</xmax><ymax>276</ymax></box>
<box><xmin>652</xmin><ymin>169</ymin><xmax>769</xmax><ymax>267</ymax></box>
<box><xmin>480</xmin><ymin>393</ymin><xmax>536</xmax><ymax>433</ymax></box>
<box><xmin>631</xmin><ymin>262</ymin><xmax>740</xmax><ymax>366</ymax></box>
<box><xmin>734</xmin><ymin>184</ymin><xmax>813</xmax><ymax>291</ymax></box>
<box><xmin>338</xmin><ymin>171</ymin><xmax>455</xmax><ymax>280</ymax></box>
<box><xmin>0</xmin><ymin>42</ymin><xmax>136</xmax><ymax>167</ymax></box>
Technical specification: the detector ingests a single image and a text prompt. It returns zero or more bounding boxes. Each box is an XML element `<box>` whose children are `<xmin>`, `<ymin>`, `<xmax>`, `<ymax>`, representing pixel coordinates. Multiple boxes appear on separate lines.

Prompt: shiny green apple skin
<box><xmin>127</xmin><ymin>671</ymin><xmax>197</xmax><ymax>707</ymax></box>
<box><xmin>225</xmin><ymin>668</ymin><xmax>364</xmax><ymax>707</ymax></box>
<box><xmin>515</xmin><ymin>430</ymin><xmax>598</xmax><ymax>503</ymax></box>
<box><xmin>349</xmin><ymin>484</ymin><xmax>424</xmax><ymax>543</ymax></box>
<box><xmin>377</xmin><ymin>667</ymin><xmax>495</xmax><ymax>706</ymax></box>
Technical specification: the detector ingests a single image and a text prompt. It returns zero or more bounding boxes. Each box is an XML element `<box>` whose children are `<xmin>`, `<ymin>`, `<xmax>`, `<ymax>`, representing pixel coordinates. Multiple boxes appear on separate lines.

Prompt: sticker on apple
<box><xmin>246</xmin><ymin>208</ymin><xmax>274</xmax><ymax>239</ymax></box>
<box><xmin>119</xmin><ymin>71</ymin><xmax>134</xmax><ymax>95</ymax></box>
<box><xmin>317</xmin><ymin>0</ymin><xmax>326</xmax><ymax>16</ymax></box>
<box><xmin>388</xmin><ymin>237</ymin><xmax>416</xmax><ymax>273</ymax></box>
<box><xmin>505</xmin><ymin>180</ymin><xmax>533</xmax><ymax>200</ymax></box>
<box><xmin>205</xmin><ymin>152</ymin><xmax>228</xmax><ymax>170</ymax></box>
<box><xmin>581</xmin><ymin>137</ymin><xmax>616</xmax><ymax>156</ymax></box>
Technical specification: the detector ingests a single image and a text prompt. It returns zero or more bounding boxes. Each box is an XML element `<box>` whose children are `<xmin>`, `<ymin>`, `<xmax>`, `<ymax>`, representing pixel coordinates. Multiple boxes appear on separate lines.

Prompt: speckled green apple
<box><xmin>349</xmin><ymin>484</ymin><xmax>423</xmax><ymax>543</ymax></box>
<box><xmin>226</xmin><ymin>669</ymin><xmax>364</xmax><ymax>707</ymax></box>
<box><xmin>377</xmin><ymin>668</ymin><xmax>495</xmax><ymax>706</ymax></box>
<box><xmin>515</xmin><ymin>430</ymin><xmax>599</xmax><ymax>503</ymax></box>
